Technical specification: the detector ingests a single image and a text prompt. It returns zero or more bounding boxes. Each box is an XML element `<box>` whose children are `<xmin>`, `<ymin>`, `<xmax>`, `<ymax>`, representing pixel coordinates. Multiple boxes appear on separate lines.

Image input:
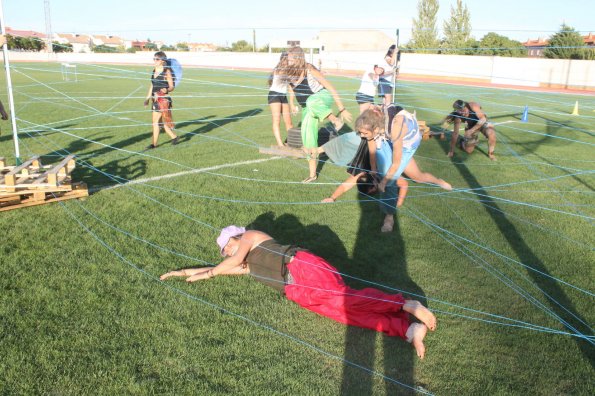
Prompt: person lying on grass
<box><xmin>160</xmin><ymin>226</ymin><xmax>437</xmax><ymax>359</ymax></box>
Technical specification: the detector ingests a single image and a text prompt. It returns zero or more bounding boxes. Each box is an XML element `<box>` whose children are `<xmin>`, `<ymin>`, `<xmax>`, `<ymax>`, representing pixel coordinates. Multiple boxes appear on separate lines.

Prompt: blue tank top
<box><xmin>385</xmin><ymin>104</ymin><xmax>420</xmax><ymax>150</ymax></box>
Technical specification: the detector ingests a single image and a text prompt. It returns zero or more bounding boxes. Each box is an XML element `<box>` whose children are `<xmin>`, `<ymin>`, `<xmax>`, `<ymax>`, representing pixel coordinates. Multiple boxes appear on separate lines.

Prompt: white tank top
<box><xmin>357</xmin><ymin>70</ymin><xmax>378</xmax><ymax>96</ymax></box>
<box><xmin>269</xmin><ymin>74</ymin><xmax>288</xmax><ymax>94</ymax></box>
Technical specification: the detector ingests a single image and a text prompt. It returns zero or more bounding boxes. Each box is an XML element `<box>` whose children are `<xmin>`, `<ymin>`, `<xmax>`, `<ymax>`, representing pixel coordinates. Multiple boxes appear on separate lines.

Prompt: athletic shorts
<box><xmin>152</xmin><ymin>96</ymin><xmax>172</xmax><ymax>112</ymax></box>
<box><xmin>355</xmin><ymin>92</ymin><xmax>374</xmax><ymax>105</ymax></box>
<box><xmin>378</xmin><ymin>78</ymin><xmax>393</xmax><ymax>96</ymax></box>
<box><xmin>268</xmin><ymin>91</ymin><xmax>288</xmax><ymax>104</ymax></box>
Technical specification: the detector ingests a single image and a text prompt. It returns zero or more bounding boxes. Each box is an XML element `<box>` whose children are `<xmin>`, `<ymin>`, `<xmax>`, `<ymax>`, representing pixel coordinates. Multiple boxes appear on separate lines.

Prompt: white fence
<box><xmin>3</xmin><ymin>50</ymin><xmax>594</xmax><ymax>91</ymax></box>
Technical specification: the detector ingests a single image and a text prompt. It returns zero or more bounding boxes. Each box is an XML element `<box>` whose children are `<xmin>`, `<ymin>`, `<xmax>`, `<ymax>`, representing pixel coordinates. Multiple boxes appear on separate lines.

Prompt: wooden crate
<box><xmin>419</xmin><ymin>120</ymin><xmax>445</xmax><ymax>141</ymax></box>
<box><xmin>0</xmin><ymin>155</ymin><xmax>88</xmax><ymax>212</ymax></box>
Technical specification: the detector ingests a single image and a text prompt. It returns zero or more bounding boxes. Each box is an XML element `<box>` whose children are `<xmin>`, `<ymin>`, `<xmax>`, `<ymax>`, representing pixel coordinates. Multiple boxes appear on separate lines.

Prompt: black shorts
<box><xmin>355</xmin><ymin>92</ymin><xmax>374</xmax><ymax>105</ymax></box>
<box><xmin>378</xmin><ymin>78</ymin><xmax>393</xmax><ymax>96</ymax></box>
<box><xmin>268</xmin><ymin>91</ymin><xmax>288</xmax><ymax>104</ymax></box>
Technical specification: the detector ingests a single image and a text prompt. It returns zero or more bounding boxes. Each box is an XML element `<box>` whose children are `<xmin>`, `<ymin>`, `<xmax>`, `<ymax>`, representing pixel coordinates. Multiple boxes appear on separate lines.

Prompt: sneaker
<box><xmin>172</xmin><ymin>137</ymin><xmax>179</xmax><ymax>145</ymax></box>
<box><xmin>146</xmin><ymin>144</ymin><xmax>156</xmax><ymax>150</ymax></box>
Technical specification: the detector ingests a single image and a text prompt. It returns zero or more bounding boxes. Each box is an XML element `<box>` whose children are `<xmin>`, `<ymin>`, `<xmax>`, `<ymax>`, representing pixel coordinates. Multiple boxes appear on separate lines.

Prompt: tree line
<box><xmin>407</xmin><ymin>0</ymin><xmax>595</xmax><ymax>59</ymax></box>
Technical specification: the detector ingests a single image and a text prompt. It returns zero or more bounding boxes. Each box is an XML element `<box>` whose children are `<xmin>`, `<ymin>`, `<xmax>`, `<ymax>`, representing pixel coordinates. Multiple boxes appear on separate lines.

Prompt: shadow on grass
<box><xmin>339</xmin><ymin>197</ymin><xmax>426</xmax><ymax>395</ymax></box>
<box><xmin>504</xmin><ymin>112</ymin><xmax>594</xmax><ymax>191</ymax></box>
<box><xmin>453</xmin><ymin>163</ymin><xmax>595</xmax><ymax>369</ymax></box>
<box><xmin>176</xmin><ymin>109</ymin><xmax>263</xmax><ymax>143</ymax></box>
<box><xmin>250</xmin><ymin>205</ymin><xmax>426</xmax><ymax>394</ymax></box>
<box><xmin>35</xmin><ymin>130</ymin><xmax>149</xmax><ymax>188</ymax></box>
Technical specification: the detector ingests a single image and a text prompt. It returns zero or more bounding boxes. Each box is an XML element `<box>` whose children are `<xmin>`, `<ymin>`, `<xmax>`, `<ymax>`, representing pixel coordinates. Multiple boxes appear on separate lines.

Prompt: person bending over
<box><xmin>444</xmin><ymin>100</ymin><xmax>497</xmax><ymax>160</ymax></box>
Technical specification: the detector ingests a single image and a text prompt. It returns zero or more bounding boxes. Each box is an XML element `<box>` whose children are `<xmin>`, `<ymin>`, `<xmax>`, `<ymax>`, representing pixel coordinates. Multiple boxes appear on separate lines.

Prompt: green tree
<box><xmin>52</xmin><ymin>41</ymin><xmax>73</xmax><ymax>53</ymax></box>
<box><xmin>477</xmin><ymin>33</ymin><xmax>527</xmax><ymax>57</ymax></box>
<box><xmin>231</xmin><ymin>40</ymin><xmax>253</xmax><ymax>52</ymax></box>
<box><xmin>441</xmin><ymin>0</ymin><xmax>472</xmax><ymax>54</ymax></box>
<box><xmin>160</xmin><ymin>44</ymin><xmax>176</xmax><ymax>51</ymax></box>
<box><xmin>145</xmin><ymin>42</ymin><xmax>158</xmax><ymax>51</ymax></box>
<box><xmin>544</xmin><ymin>24</ymin><xmax>587</xmax><ymax>59</ymax></box>
<box><xmin>92</xmin><ymin>44</ymin><xmax>118</xmax><ymax>53</ymax></box>
<box><xmin>410</xmin><ymin>0</ymin><xmax>440</xmax><ymax>53</ymax></box>
<box><xmin>176</xmin><ymin>42</ymin><xmax>189</xmax><ymax>51</ymax></box>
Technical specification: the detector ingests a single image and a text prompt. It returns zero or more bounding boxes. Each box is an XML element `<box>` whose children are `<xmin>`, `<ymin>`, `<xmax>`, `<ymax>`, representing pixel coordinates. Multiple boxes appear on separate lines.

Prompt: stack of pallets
<box><xmin>0</xmin><ymin>155</ymin><xmax>88</xmax><ymax>212</ymax></box>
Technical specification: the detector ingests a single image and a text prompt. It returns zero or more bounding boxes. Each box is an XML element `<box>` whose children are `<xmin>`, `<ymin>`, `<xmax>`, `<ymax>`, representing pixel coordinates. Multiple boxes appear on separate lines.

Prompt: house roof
<box><xmin>58</xmin><ymin>33</ymin><xmax>91</xmax><ymax>44</ymax></box>
<box><xmin>6</xmin><ymin>27</ymin><xmax>46</xmax><ymax>39</ymax></box>
<box><xmin>94</xmin><ymin>35</ymin><xmax>124</xmax><ymax>45</ymax></box>
<box><xmin>584</xmin><ymin>33</ymin><xmax>595</xmax><ymax>45</ymax></box>
<box><xmin>522</xmin><ymin>38</ymin><xmax>549</xmax><ymax>47</ymax></box>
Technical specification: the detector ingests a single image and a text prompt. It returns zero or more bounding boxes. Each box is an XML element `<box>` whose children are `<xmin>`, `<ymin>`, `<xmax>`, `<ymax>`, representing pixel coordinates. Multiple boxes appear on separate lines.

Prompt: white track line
<box><xmin>93</xmin><ymin>156</ymin><xmax>281</xmax><ymax>193</ymax></box>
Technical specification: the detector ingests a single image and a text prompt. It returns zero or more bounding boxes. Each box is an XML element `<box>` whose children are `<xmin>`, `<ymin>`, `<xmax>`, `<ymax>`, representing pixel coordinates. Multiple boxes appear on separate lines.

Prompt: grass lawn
<box><xmin>0</xmin><ymin>62</ymin><xmax>593</xmax><ymax>395</ymax></box>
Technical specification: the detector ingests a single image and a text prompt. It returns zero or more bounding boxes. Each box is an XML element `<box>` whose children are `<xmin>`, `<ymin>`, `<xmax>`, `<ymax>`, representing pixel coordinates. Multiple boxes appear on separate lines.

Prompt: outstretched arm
<box><xmin>448</xmin><ymin>118</ymin><xmax>461</xmax><ymax>157</ymax></box>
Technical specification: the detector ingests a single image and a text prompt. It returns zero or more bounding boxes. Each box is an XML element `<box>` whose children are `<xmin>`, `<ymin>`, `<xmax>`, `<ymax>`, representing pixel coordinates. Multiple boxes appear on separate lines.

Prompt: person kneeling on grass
<box><xmin>160</xmin><ymin>226</ymin><xmax>437</xmax><ymax>359</ymax></box>
<box><xmin>444</xmin><ymin>99</ymin><xmax>497</xmax><ymax>161</ymax></box>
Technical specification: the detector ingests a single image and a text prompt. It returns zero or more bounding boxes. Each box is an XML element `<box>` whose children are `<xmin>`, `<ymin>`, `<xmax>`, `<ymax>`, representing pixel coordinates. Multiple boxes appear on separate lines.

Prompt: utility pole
<box><xmin>44</xmin><ymin>0</ymin><xmax>53</xmax><ymax>53</ymax></box>
<box><xmin>0</xmin><ymin>0</ymin><xmax>21</xmax><ymax>163</ymax></box>
<box><xmin>252</xmin><ymin>29</ymin><xmax>256</xmax><ymax>52</ymax></box>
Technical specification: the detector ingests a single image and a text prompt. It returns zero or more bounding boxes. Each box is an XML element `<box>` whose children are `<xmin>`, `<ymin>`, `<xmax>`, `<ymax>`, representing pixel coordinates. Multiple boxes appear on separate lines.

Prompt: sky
<box><xmin>3</xmin><ymin>0</ymin><xmax>593</xmax><ymax>47</ymax></box>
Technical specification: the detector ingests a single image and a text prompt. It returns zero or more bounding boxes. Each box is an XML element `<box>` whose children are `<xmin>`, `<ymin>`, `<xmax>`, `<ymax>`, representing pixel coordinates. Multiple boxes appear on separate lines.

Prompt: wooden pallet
<box><xmin>0</xmin><ymin>155</ymin><xmax>88</xmax><ymax>212</ymax></box>
<box><xmin>419</xmin><ymin>120</ymin><xmax>446</xmax><ymax>141</ymax></box>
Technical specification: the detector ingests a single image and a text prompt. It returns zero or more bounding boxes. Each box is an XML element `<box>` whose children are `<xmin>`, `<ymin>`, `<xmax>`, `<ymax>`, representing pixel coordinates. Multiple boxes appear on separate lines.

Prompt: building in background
<box><xmin>91</xmin><ymin>35</ymin><xmax>125</xmax><ymax>49</ymax></box>
<box><xmin>54</xmin><ymin>33</ymin><xmax>92</xmax><ymax>53</ymax></box>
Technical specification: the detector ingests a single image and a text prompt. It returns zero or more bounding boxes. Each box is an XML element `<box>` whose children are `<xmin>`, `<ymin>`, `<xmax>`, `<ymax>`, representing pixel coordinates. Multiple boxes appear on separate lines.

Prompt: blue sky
<box><xmin>4</xmin><ymin>0</ymin><xmax>593</xmax><ymax>46</ymax></box>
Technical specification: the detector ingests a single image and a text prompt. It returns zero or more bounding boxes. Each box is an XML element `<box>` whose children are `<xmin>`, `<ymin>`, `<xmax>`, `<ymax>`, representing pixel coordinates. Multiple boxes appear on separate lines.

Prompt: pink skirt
<box><xmin>285</xmin><ymin>251</ymin><xmax>410</xmax><ymax>339</ymax></box>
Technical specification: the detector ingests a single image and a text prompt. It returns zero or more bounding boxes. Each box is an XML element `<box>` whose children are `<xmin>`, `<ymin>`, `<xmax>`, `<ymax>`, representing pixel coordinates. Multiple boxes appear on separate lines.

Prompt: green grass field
<box><xmin>1</xmin><ymin>62</ymin><xmax>593</xmax><ymax>395</ymax></box>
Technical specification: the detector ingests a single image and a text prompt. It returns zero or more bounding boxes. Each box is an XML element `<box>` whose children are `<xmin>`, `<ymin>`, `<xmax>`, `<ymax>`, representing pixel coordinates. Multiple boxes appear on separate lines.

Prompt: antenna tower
<box><xmin>44</xmin><ymin>0</ymin><xmax>53</xmax><ymax>53</ymax></box>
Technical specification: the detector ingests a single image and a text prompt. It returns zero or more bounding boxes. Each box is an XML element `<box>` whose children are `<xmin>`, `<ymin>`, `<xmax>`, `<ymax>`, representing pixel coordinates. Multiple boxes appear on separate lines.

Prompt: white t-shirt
<box><xmin>379</xmin><ymin>59</ymin><xmax>395</xmax><ymax>80</ymax></box>
<box><xmin>357</xmin><ymin>70</ymin><xmax>378</xmax><ymax>96</ymax></box>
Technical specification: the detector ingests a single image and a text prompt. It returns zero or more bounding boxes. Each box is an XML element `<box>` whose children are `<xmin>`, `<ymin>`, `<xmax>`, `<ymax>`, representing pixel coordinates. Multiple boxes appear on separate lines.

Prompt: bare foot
<box><xmin>381</xmin><ymin>215</ymin><xmax>394</xmax><ymax>232</ymax></box>
<box><xmin>403</xmin><ymin>300</ymin><xmax>437</xmax><ymax>331</ymax></box>
<box><xmin>302</xmin><ymin>175</ymin><xmax>317</xmax><ymax>183</ymax></box>
<box><xmin>438</xmin><ymin>179</ymin><xmax>452</xmax><ymax>191</ymax></box>
<box><xmin>406</xmin><ymin>323</ymin><xmax>427</xmax><ymax>359</ymax></box>
<box><xmin>489</xmin><ymin>153</ymin><xmax>497</xmax><ymax>161</ymax></box>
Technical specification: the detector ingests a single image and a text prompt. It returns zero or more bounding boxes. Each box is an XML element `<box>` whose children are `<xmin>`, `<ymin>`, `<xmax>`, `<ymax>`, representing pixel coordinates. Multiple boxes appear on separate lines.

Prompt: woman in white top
<box><xmin>355</xmin><ymin>64</ymin><xmax>385</xmax><ymax>114</ymax></box>
<box><xmin>268</xmin><ymin>52</ymin><xmax>298</xmax><ymax>147</ymax></box>
<box><xmin>378</xmin><ymin>45</ymin><xmax>398</xmax><ymax>106</ymax></box>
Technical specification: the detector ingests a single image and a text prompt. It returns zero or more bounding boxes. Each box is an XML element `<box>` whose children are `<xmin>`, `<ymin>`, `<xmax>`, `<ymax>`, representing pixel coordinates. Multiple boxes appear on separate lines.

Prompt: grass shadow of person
<box><xmin>338</xmin><ymin>194</ymin><xmax>428</xmax><ymax>395</ymax></box>
<box><xmin>176</xmin><ymin>109</ymin><xmax>263</xmax><ymax>143</ymax></box>
<box><xmin>454</xmin><ymin>163</ymin><xmax>595</xmax><ymax>370</ymax></box>
<box><xmin>249</xmin><ymin>211</ymin><xmax>424</xmax><ymax>393</ymax></box>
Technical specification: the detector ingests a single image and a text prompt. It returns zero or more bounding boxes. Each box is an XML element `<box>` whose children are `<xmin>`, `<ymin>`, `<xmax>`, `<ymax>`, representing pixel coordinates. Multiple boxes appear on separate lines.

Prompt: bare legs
<box><xmin>403</xmin><ymin>158</ymin><xmax>452</xmax><ymax>191</ymax></box>
<box><xmin>151</xmin><ymin>111</ymin><xmax>177</xmax><ymax>147</ymax></box>
<box><xmin>359</xmin><ymin>102</ymin><xmax>374</xmax><ymax>114</ymax></box>
<box><xmin>403</xmin><ymin>300</ymin><xmax>437</xmax><ymax>359</ymax></box>
<box><xmin>381</xmin><ymin>177</ymin><xmax>409</xmax><ymax>232</ymax></box>
<box><xmin>270</xmin><ymin>102</ymin><xmax>293</xmax><ymax>147</ymax></box>
<box><xmin>462</xmin><ymin>127</ymin><xmax>497</xmax><ymax>161</ymax></box>
<box><xmin>486</xmin><ymin>127</ymin><xmax>497</xmax><ymax>160</ymax></box>
<box><xmin>383</xmin><ymin>93</ymin><xmax>393</xmax><ymax>106</ymax></box>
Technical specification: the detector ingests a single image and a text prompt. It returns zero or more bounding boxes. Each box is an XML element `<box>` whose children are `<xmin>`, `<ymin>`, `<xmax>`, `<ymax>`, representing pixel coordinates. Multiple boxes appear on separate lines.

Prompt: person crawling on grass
<box><xmin>329</xmin><ymin>105</ymin><xmax>451</xmax><ymax>232</ymax></box>
<box><xmin>444</xmin><ymin>99</ymin><xmax>497</xmax><ymax>160</ymax></box>
<box><xmin>160</xmin><ymin>226</ymin><xmax>437</xmax><ymax>359</ymax></box>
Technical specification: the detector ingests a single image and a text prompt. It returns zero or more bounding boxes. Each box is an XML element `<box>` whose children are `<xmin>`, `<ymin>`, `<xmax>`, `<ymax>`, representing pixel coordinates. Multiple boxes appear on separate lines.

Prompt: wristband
<box><xmin>338</xmin><ymin>108</ymin><xmax>345</xmax><ymax>113</ymax></box>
